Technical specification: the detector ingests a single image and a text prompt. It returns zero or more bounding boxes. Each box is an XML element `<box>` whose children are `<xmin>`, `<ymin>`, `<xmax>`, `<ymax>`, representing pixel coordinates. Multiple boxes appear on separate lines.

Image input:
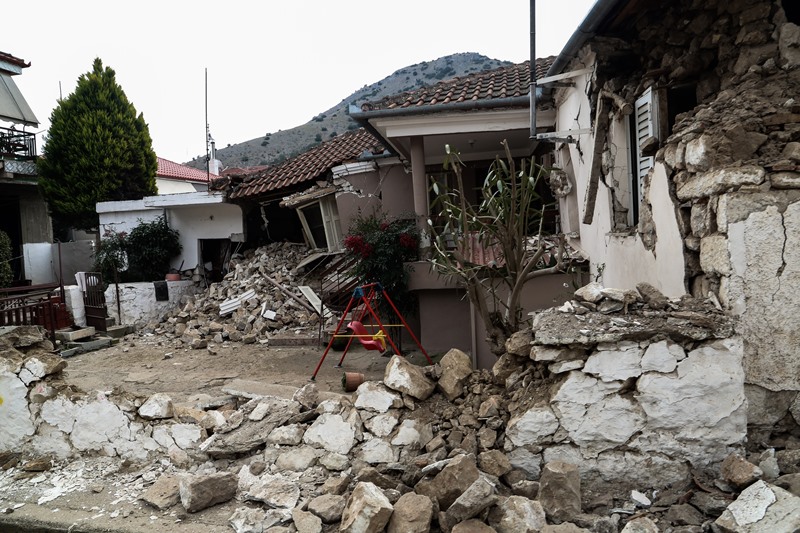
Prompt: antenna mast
<box><xmin>205</xmin><ymin>68</ymin><xmax>210</xmax><ymax>180</ymax></box>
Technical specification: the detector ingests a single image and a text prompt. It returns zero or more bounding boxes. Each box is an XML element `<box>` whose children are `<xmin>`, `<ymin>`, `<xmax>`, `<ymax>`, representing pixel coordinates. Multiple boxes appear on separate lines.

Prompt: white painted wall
<box><xmin>104</xmin><ymin>280</ymin><xmax>197</xmax><ymax>326</ymax></box>
<box><xmin>97</xmin><ymin>196</ymin><xmax>244</xmax><ymax>273</ymax></box>
<box><xmin>553</xmin><ymin>56</ymin><xmax>686</xmax><ymax>297</ymax></box>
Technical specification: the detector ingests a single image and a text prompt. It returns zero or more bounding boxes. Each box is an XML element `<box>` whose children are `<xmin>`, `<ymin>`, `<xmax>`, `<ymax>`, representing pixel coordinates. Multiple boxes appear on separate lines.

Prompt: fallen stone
<box><xmin>492</xmin><ymin>353</ymin><xmax>525</xmax><ymax>383</ymax></box>
<box><xmin>774</xmin><ymin>473</ymin><xmax>800</xmax><ymax>497</ymax></box>
<box><xmin>293</xmin><ymin>382</ymin><xmax>319</xmax><ymax>409</ymax></box>
<box><xmin>340</xmin><ymin>481</ymin><xmax>393</xmax><ymax>533</ymax></box>
<box><xmin>479</xmin><ymin>450</ymin><xmax>512</xmax><ymax>478</ymax></box>
<box><xmin>384</xmin><ymin>355</ymin><xmax>435</xmax><ymax>400</ymax></box>
<box><xmin>229</xmin><ymin>507</ymin><xmax>267</xmax><ymax>533</ymax></box>
<box><xmin>18</xmin><ymin>354</ymin><xmax>66</xmax><ymax>385</ymax></box>
<box><xmin>574</xmin><ymin>282</ymin><xmax>604</xmax><ymax>303</ymax></box>
<box><xmin>440</xmin><ymin>475</ymin><xmax>498</xmax><ymax>531</ymax></box>
<box><xmin>539</xmin><ymin>461</ymin><xmax>581</xmax><ymax>523</ymax></box>
<box><xmin>205</xmin><ymin>400</ymin><xmax>299</xmax><ymax>456</ymax></box>
<box><xmin>620</xmin><ymin>517</ymin><xmax>658</xmax><ymax>533</ymax></box>
<box><xmin>715</xmin><ymin>480</ymin><xmax>800</xmax><ymax>532</ymax></box>
<box><xmin>358</xmin><ymin>437</ymin><xmax>398</xmax><ymax>464</ymax></box>
<box><xmin>20</xmin><ymin>457</ymin><xmax>52</xmax><ymax>472</ymax></box>
<box><xmin>422</xmin><ymin>454</ymin><xmax>481</xmax><ymax>510</ymax></box>
<box><xmin>244</xmin><ymin>474</ymin><xmax>301</xmax><ymax>509</ymax></box>
<box><xmin>387</xmin><ymin>492</ymin><xmax>433</xmax><ymax>533</ymax></box>
<box><xmin>292</xmin><ymin>508</ymin><xmax>322</xmax><ymax>533</ymax></box>
<box><xmin>777</xmin><ymin>449</ymin><xmax>800</xmax><ymax>474</ymax></box>
<box><xmin>138</xmin><ymin>393</ymin><xmax>175</xmax><ymax>420</ymax></box>
<box><xmin>321</xmin><ymin>475</ymin><xmax>350</xmax><ymax>495</ymax></box>
<box><xmin>308</xmin><ymin>493</ymin><xmax>347</xmax><ymax>523</ymax></box>
<box><xmin>721</xmin><ymin>453</ymin><xmax>763</xmax><ymax>488</ymax></box>
<box><xmin>664</xmin><ymin>503</ymin><xmax>704</xmax><ymax>526</ymax></box>
<box><xmin>140</xmin><ymin>474</ymin><xmax>180</xmax><ymax>510</ymax></box>
<box><xmin>452</xmin><ymin>520</ymin><xmax>498</xmax><ymax>533</ymax></box>
<box><xmin>488</xmin><ymin>495</ymin><xmax>547</xmax><ymax>533</ymax></box>
<box><xmin>636</xmin><ymin>282</ymin><xmax>669</xmax><ymax>310</ymax></box>
<box><xmin>303</xmin><ymin>413</ymin><xmax>356</xmax><ymax>455</ymax></box>
<box><xmin>505</xmin><ymin>330</ymin><xmax>533</xmax><ymax>357</ymax></box>
<box><xmin>179</xmin><ymin>471</ymin><xmax>237</xmax><ymax>513</ymax></box>
<box><xmin>276</xmin><ymin>445</ymin><xmax>318</xmax><ymax>471</ymax></box>
<box><xmin>390</xmin><ymin>419</ymin><xmax>433</xmax><ymax>448</ymax></box>
<box><xmin>355</xmin><ymin>382</ymin><xmax>404</xmax><ymax>413</ymax></box>
<box><xmin>541</xmin><ymin>524</ymin><xmax>590</xmax><ymax>532</ymax></box>
<box><xmin>267</xmin><ymin>424</ymin><xmax>306</xmax><ymax>446</ymax></box>
<box><xmin>437</xmin><ymin>348</ymin><xmax>473</xmax><ymax>401</ymax></box>
<box><xmin>364</xmin><ymin>411</ymin><xmax>400</xmax><ymax>437</ymax></box>
<box><xmin>505</xmin><ymin>405</ymin><xmax>559</xmax><ymax>446</ymax></box>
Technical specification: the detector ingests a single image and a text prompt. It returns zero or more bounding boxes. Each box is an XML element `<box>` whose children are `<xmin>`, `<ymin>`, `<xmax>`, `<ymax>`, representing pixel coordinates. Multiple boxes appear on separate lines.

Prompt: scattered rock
<box><xmin>539</xmin><ymin>461</ymin><xmax>581</xmax><ymax>523</ymax></box>
<box><xmin>340</xmin><ymin>481</ymin><xmax>394</xmax><ymax>533</ymax></box>
<box><xmin>179</xmin><ymin>471</ymin><xmax>238</xmax><ymax>512</ymax></box>
<box><xmin>141</xmin><ymin>474</ymin><xmax>180</xmax><ymax>510</ymax></box>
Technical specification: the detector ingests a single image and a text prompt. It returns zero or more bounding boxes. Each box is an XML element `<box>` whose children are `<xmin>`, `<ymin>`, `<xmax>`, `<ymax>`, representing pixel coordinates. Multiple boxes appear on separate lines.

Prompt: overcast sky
<box><xmin>5</xmin><ymin>1</ymin><xmax>595</xmax><ymax>165</ymax></box>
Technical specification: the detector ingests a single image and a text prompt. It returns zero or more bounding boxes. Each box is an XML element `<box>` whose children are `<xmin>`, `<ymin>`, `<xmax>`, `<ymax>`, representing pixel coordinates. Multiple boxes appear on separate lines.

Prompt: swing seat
<box><xmin>346</xmin><ymin>321</ymin><xmax>386</xmax><ymax>351</ymax></box>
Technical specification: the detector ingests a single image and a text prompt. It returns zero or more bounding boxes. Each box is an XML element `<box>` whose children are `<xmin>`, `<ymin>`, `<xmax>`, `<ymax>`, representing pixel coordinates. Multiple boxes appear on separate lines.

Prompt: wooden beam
<box><xmin>536</xmin><ymin>67</ymin><xmax>594</xmax><ymax>86</ymax></box>
<box><xmin>582</xmin><ymin>98</ymin><xmax>611</xmax><ymax>225</ymax></box>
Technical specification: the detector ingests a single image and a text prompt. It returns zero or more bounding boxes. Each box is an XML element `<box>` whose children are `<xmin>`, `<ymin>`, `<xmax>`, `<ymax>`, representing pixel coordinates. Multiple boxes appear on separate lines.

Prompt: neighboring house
<box><xmin>226</xmin><ymin>59</ymin><xmax>579</xmax><ymax>367</ymax></box>
<box><xmin>156</xmin><ymin>156</ymin><xmax>214</xmax><ymax>194</ymax></box>
<box><xmin>0</xmin><ymin>51</ymin><xmax>52</xmax><ymax>284</ymax></box>
<box><xmin>97</xmin><ymin>160</ymin><xmax>244</xmax><ymax>280</ymax></box>
<box><xmin>540</xmin><ymin>0</ymin><xmax>800</xmax><ymax>431</ymax></box>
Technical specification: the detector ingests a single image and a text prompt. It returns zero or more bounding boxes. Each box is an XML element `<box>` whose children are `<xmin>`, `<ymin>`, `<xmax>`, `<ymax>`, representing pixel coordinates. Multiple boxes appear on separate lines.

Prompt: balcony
<box><xmin>0</xmin><ymin>125</ymin><xmax>36</xmax><ymax>160</ymax></box>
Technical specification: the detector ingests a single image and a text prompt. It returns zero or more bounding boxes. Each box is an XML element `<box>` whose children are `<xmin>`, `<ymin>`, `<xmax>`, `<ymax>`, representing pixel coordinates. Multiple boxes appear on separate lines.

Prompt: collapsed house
<box><xmin>538</xmin><ymin>0</ymin><xmax>800</xmax><ymax>444</ymax></box>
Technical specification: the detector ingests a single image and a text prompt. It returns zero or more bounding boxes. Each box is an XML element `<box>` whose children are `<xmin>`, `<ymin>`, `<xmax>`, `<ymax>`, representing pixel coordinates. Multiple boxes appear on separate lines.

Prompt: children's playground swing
<box><xmin>311</xmin><ymin>283</ymin><xmax>432</xmax><ymax>381</ymax></box>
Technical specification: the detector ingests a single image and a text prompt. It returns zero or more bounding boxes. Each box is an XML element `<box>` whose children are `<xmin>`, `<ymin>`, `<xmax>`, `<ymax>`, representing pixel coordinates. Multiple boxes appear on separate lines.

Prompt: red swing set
<box><xmin>310</xmin><ymin>283</ymin><xmax>432</xmax><ymax>381</ymax></box>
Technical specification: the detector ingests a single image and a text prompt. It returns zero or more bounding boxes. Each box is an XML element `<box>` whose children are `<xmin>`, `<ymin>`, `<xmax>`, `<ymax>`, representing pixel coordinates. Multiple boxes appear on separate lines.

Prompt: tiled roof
<box><xmin>359</xmin><ymin>58</ymin><xmax>555</xmax><ymax>112</ymax></box>
<box><xmin>157</xmin><ymin>157</ymin><xmax>219</xmax><ymax>183</ymax></box>
<box><xmin>0</xmin><ymin>51</ymin><xmax>30</xmax><ymax>70</ymax></box>
<box><xmin>230</xmin><ymin>128</ymin><xmax>385</xmax><ymax>200</ymax></box>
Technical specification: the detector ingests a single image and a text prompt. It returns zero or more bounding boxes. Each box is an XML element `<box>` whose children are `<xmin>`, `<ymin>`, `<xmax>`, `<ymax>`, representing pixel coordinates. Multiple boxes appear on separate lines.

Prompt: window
<box><xmin>295</xmin><ymin>195</ymin><xmax>342</xmax><ymax>251</ymax></box>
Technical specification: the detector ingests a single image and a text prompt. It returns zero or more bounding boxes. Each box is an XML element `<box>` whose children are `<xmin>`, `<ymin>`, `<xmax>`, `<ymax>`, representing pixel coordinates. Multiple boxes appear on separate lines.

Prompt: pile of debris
<box><xmin>3</xmin><ymin>281</ymin><xmax>800</xmax><ymax>532</ymax></box>
<box><xmin>143</xmin><ymin>242</ymin><xmax>325</xmax><ymax>348</ymax></box>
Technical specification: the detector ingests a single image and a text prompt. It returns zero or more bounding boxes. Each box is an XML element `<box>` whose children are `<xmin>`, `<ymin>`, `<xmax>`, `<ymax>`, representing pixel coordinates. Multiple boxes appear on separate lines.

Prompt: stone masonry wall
<box><xmin>584</xmin><ymin>0</ymin><xmax>800</xmax><ymax>424</ymax></box>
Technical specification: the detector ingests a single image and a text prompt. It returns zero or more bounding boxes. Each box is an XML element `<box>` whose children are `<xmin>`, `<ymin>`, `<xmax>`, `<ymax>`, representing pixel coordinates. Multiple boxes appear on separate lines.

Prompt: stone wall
<box><xmin>580</xmin><ymin>0</ymin><xmax>800</xmax><ymax>426</ymax></box>
<box><xmin>501</xmin><ymin>282</ymin><xmax>746</xmax><ymax>489</ymax></box>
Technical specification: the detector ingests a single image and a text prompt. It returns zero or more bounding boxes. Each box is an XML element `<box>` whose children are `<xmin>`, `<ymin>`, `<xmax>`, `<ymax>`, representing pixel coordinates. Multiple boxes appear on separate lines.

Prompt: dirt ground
<box><xmin>62</xmin><ymin>333</ymin><xmax>413</xmax><ymax>402</ymax></box>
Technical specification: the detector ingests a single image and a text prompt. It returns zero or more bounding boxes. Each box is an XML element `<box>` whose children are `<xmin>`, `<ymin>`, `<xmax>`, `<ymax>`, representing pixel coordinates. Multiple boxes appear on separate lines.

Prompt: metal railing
<box><xmin>0</xmin><ymin>126</ymin><xmax>37</xmax><ymax>159</ymax></box>
<box><xmin>0</xmin><ymin>282</ymin><xmax>63</xmax><ymax>340</ymax></box>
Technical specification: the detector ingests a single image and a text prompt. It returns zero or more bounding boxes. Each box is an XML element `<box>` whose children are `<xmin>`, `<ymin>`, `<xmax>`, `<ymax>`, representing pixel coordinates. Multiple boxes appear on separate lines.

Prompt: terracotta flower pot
<box><xmin>165</xmin><ymin>273</ymin><xmax>181</xmax><ymax>281</ymax></box>
<box><xmin>342</xmin><ymin>372</ymin><xmax>365</xmax><ymax>392</ymax></box>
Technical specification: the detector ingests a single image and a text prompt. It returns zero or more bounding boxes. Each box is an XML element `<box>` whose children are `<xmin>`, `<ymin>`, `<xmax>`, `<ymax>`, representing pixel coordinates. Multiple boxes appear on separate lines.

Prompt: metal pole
<box><xmin>530</xmin><ymin>0</ymin><xmax>537</xmax><ymax>139</ymax></box>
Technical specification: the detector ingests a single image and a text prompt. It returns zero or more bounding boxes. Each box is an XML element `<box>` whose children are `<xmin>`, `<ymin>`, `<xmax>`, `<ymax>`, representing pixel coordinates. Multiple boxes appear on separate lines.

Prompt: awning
<box><xmin>0</xmin><ymin>73</ymin><xmax>38</xmax><ymax>126</ymax></box>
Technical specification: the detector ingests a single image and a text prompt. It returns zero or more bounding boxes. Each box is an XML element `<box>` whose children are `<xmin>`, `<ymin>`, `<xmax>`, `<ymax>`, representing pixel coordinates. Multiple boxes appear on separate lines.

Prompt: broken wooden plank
<box><xmin>582</xmin><ymin>97</ymin><xmax>611</xmax><ymax>225</ymax></box>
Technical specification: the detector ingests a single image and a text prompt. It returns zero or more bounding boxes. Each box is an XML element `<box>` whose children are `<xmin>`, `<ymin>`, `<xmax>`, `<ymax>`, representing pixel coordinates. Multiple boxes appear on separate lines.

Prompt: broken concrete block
<box><xmin>55</xmin><ymin>327</ymin><xmax>95</xmax><ymax>342</ymax></box>
<box><xmin>387</xmin><ymin>492</ymin><xmax>433</xmax><ymax>533</ymax></box>
<box><xmin>437</xmin><ymin>348</ymin><xmax>473</xmax><ymax>401</ymax></box>
<box><xmin>539</xmin><ymin>461</ymin><xmax>581</xmax><ymax>523</ymax></box>
<box><xmin>383</xmin><ymin>355</ymin><xmax>435</xmax><ymax>400</ymax></box>
<box><xmin>340</xmin><ymin>481</ymin><xmax>393</xmax><ymax>533</ymax></box>
<box><xmin>179</xmin><ymin>471</ymin><xmax>237</xmax><ymax>512</ymax></box>
<box><xmin>138</xmin><ymin>393</ymin><xmax>174</xmax><ymax>420</ymax></box>
<box><xmin>140</xmin><ymin>474</ymin><xmax>180</xmax><ymax>510</ymax></box>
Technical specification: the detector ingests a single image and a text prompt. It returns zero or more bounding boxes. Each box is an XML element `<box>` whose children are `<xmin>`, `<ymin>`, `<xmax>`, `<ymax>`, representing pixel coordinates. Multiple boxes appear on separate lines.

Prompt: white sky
<box><xmin>5</xmin><ymin>1</ymin><xmax>596</xmax><ymax>164</ymax></box>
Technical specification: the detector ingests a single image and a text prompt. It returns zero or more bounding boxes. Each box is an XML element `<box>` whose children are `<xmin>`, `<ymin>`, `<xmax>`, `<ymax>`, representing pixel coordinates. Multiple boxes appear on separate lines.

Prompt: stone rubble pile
<box><xmin>140</xmin><ymin>242</ymin><xmax>322</xmax><ymax>348</ymax></box>
<box><xmin>3</xmin><ymin>279</ymin><xmax>800</xmax><ymax>531</ymax></box>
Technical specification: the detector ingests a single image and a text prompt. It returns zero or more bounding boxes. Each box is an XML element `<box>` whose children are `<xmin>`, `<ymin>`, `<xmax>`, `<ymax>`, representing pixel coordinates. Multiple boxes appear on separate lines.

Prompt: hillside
<box><xmin>185</xmin><ymin>53</ymin><xmax>510</xmax><ymax>170</ymax></box>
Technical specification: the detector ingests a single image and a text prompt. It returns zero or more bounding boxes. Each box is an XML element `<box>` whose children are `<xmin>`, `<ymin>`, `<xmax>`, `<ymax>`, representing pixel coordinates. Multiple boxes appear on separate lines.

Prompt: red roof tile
<box><xmin>230</xmin><ymin>128</ymin><xmax>385</xmax><ymax>200</ymax></box>
<box><xmin>157</xmin><ymin>157</ymin><xmax>219</xmax><ymax>183</ymax></box>
<box><xmin>360</xmin><ymin>58</ymin><xmax>554</xmax><ymax>112</ymax></box>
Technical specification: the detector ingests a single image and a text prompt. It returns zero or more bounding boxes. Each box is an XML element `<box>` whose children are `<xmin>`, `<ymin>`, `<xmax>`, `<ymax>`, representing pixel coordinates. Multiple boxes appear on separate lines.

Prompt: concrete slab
<box><xmin>268</xmin><ymin>335</ymin><xmax>319</xmax><ymax>347</ymax></box>
<box><xmin>55</xmin><ymin>327</ymin><xmax>96</xmax><ymax>342</ymax></box>
<box><xmin>222</xmin><ymin>379</ymin><xmax>347</xmax><ymax>402</ymax></box>
<box><xmin>66</xmin><ymin>337</ymin><xmax>112</xmax><ymax>353</ymax></box>
<box><xmin>101</xmin><ymin>325</ymin><xmax>133</xmax><ymax>339</ymax></box>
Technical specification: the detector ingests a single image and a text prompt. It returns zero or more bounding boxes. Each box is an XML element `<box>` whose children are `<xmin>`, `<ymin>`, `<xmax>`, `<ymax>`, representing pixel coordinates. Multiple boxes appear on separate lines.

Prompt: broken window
<box><xmin>296</xmin><ymin>195</ymin><xmax>342</xmax><ymax>252</ymax></box>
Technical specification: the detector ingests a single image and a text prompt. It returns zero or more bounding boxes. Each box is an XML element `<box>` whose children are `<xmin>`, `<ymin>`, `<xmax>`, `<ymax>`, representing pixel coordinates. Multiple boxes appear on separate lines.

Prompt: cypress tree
<box><xmin>38</xmin><ymin>58</ymin><xmax>157</xmax><ymax>231</ymax></box>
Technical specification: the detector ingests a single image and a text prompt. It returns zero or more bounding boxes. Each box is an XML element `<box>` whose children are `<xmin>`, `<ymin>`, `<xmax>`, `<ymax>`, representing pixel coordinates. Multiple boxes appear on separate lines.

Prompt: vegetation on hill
<box><xmin>185</xmin><ymin>53</ymin><xmax>509</xmax><ymax>171</ymax></box>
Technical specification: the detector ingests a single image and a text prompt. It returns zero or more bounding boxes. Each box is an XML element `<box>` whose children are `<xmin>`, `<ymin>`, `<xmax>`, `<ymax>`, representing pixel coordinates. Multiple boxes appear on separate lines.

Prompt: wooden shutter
<box><xmin>634</xmin><ymin>88</ymin><xmax>656</xmax><ymax>206</ymax></box>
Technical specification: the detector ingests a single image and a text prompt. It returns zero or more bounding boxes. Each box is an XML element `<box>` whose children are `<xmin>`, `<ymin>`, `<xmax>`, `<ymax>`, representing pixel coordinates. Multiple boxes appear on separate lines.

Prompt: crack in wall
<box><xmin>773</xmin><ymin>211</ymin><xmax>787</xmax><ymax>305</ymax></box>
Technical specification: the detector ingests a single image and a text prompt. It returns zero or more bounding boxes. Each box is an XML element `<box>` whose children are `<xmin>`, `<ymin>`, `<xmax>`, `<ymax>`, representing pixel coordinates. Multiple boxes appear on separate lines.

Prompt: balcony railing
<box><xmin>0</xmin><ymin>126</ymin><xmax>36</xmax><ymax>159</ymax></box>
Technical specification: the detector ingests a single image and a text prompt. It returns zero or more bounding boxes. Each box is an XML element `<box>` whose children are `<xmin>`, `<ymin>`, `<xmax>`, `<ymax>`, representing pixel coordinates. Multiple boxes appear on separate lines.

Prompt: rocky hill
<box><xmin>185</xmin><ymin>53</ymin><xmax>510</xmax><ymax>170</ymax></box>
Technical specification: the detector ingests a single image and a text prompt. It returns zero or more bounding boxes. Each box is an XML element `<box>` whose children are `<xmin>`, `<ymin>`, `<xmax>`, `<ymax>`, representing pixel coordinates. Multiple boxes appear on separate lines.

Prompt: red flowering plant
<box><xmin>343</xmin><ymin>212</ymin><xmax>420</xmax><ymax>318</ymax></box>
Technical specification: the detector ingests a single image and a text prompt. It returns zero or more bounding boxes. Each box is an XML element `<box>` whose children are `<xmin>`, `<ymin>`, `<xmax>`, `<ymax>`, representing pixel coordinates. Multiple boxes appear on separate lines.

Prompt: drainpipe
<box><xmin>530</xmin><ymin>0</ymin><xmax>536</xmax><ymax>139</ymax></box>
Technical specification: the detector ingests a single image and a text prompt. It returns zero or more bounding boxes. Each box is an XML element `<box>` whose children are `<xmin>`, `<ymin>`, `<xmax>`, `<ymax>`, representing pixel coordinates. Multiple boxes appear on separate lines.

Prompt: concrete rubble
<box><xmin>136</xmin><ymin>242</ymin><xmax>324</xmax><ymax>349</ymax></box>
<box><xmin>2</xmin><ymin>281</ymin><xmax>800</xmax><ymax>532</ymax></box>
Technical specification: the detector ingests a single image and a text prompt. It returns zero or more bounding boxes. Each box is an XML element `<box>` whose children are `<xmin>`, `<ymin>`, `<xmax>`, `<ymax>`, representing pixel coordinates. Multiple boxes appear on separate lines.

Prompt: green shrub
<box><xmin>0</xmin><ymin>230</ymin><xmax>13</xmax><ymax>288</ymax></box>
<box><xmin>95</xmin><ymin>216</ymin><xmax>181</xmax><ymax>282</ymax></box>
